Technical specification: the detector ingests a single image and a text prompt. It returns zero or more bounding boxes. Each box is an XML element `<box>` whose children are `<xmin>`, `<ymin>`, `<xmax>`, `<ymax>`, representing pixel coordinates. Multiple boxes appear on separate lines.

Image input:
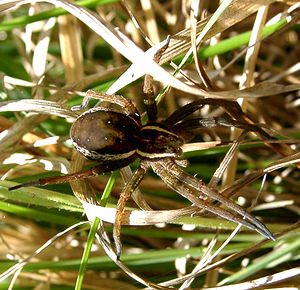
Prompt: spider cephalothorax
<box><xmin>10</xmin><ymin>49</ymin><xmax>276</xmax><ymax>258</ymax></box>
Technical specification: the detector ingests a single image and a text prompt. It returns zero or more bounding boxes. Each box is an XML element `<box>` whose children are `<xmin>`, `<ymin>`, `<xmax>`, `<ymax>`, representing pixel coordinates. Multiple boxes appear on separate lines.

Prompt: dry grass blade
<box><xmin>0</xmin><ymin>100</ymin><xmax>77</xmax><ymax>119</ymax></box>
<box><xmin>2</xmin><ymin>0</ymin><xmax>210</xmax><ymax>97</ymax></box>
<box><xmin>160</xmin><ymin>0</ymin><xmax>289</xmax><ymax>63</ymax></box>
<box><xmin>82</xmin><ymin>200</ymin><xmax>197</xmax><ymax>226</ymax></box>
<box><xmin>0</xmin><ymin>222</ymin><xmax>89</xmax><ymax>282</ymax></box>
<box><xmin>206</xmin><ymin>267</ymin><xmax>300</xmax><ymax>290</ymax></box>
<box><xmin>215</xmin><ymin>82</ymin><xmax>300</xmax><ymax>99</ymax></box>
<box><xmin>222</xmin><ymin>151</ymin><xmax>300</xmax><ymax>198</ymax></box>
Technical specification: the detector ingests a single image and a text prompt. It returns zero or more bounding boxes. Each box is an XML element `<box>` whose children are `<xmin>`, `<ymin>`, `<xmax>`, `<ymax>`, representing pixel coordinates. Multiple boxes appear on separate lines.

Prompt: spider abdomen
<box><xmin>70</xmin><ymin>108</ymin><xmax>141</xmax><ymax>161</ymax></box>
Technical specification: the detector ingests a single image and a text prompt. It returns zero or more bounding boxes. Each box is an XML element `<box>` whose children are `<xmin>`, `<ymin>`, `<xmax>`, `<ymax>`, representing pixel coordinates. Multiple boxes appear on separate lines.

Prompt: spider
<box><xmin>10</xmin><ymin>45</ymin><xmax>275</xmax><ymax>258</ymax></box>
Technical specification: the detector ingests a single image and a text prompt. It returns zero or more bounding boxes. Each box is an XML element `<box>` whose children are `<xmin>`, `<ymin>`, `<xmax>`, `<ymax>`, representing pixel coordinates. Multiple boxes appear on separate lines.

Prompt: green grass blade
<box><xmin>219</xmin><ymin>237</ymin><xmax>300</xmax><ymax>285</ymax></box>
<box><xmin>75</xmin><ymin>171</ymin><xmax>118</xmax><ymax>290</ymax></box>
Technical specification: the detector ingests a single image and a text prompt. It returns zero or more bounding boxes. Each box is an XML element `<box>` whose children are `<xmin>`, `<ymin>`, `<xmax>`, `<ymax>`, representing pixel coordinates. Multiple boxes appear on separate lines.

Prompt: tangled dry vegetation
<box><xmin>0</xmin><ymin>0</ymin><xmax>299</xmax><ymax>289</ymax></box>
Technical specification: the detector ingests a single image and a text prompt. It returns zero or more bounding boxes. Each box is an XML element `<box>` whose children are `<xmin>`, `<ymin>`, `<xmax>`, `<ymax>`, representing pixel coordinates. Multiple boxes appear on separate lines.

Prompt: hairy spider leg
<box><xmin>165</xmin><ymin>157</ymin><xmax>274</xmax><ymax>239</ymax></box>
<box><xmin>151</xmin><ymin>160</ymin><xmax>267</xmax><ymax>236</ymax></box>
<box><xmin>162</xmin><ymin>99</ymin><xmax>239</xmax><ymax>126</ymax></box>
<box><xmin>113</xmin><ymin>162</ymin><xmax>149</xmax><ymax>258</ymax></box>
<box><xmin>154</xmin><ymin>158</ymin><xmax>275</xmax><ymax>240</ymax></box>
<box><xmin>165</xmin><ymin>99</ymin><xmax>268</xmax><ymax>135</ymax></box>
<box><xmin>143</xmin><ymin>72</ymin><xmax>156</xmax><ymax>123</ymax></box>
<box><xmin>143</xmin><ymin>37</ymin><xmax>170</xmax><ymax>123</ymax></box>
<box><xmin>72</xmin><ymin>90</ymin><xmax>141</xmax><ymax>122</ymax></box>
<box><xmin>173</xmin><ymin>116</ymin><xmax>270</xmax><ymax>137</ymax></box>
<box><xmin>111</xmin><ymin>39</ymin><xmax>171</xmax><ymax>257</ymax></box>
<box><xmin>163</xmin><ymin>99</ymin><xmax>271</xmax><ymax>139</ymax></box>
<box><xmin>9</xmin><ymin>158</ymin><xmax>135</xmax><ymax>191</ymax></box>
<box><xmin>163</xmin><ymin>98</ymin><xmax>295</xmax><ymax>158</ymax></box>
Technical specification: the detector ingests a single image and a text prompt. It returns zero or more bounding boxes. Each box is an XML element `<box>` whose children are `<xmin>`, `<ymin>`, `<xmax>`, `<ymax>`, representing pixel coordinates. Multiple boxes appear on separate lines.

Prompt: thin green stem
<box><xmin>75</xmin><ymin>171</ymin><xmax>118</xmax><ymax>290</ymax></box>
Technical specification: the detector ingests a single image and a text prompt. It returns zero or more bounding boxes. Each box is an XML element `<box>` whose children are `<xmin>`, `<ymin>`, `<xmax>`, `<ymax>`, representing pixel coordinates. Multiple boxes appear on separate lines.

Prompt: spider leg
<box><xmin>151</xmin><ymin>158</ymin><xmax>275</xmax><ymax>240</ymax></box>
<box><xmin>113</xmin><ymin>161</ymin><xmax>149</xmax><ymax>258</ymax></box>
<box><xmin>72</xmin><ymin>90</ymin><xmax>140</xmax><ymax>121</ymax></box>
<box><xmin>163</xmin><ymin>98</ymin><xmax>295</xmax><ymax>157</ymax></box>
<box><xmin>163</xmin><ymin>98</ymin><xmax>240</xmax><ymax>126</ymax></box>
<box><xmin>173</xmin><ymin>116</ymin><xmax>272</xmax><ymax>140</ymax></box>
<box><xmin>163</xmin><ymin>99</ymin><xmax>270</xmax><ymax>139</ymax></box>
<box><xmin>9</xmin><ymin>168</ymin><xmax>102</xmax><ymax>190</ymax></box>
<box><xmin>9</xmin><ymin>159</ymin><xmax>135</xmax><ymax>191</ymax></box>
<box><xmin>143</xmin><ymin>37</ymin><xmax>170</xmax><ymax>123</ymax></box>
